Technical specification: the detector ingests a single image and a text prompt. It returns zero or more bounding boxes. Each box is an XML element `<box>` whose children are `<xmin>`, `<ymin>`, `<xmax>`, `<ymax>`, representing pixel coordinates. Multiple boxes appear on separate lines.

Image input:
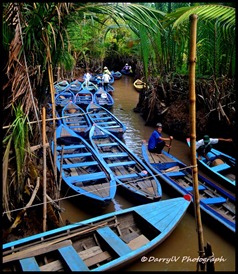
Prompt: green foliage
<box><xmin>3</xmin><ymin>105</ymin><xmax>29</xmax><ymax>209</ymax></box>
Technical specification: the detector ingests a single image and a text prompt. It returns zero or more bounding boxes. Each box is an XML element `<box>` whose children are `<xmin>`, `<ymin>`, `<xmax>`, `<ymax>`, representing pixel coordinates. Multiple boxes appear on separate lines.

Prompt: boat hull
<box><xmin>3</xmin><ymin>197</ymin><xmax>191</xmax><ymax>272</ymax></box>
<box><xmin>141</xmin><ymin>141</ymin><xmax>235</xmax><ymax>234</ymax></box>
<box><xmin>51</xmin><ymin>124</ymin><xmax>117</xmax><ymax>210</ymax></box>
<box><xmin>89</xmin><ymin>125</ymin><xmax>162</xmax><ymax>204</ymax></box>
<box><xmin>186</xmin><ymin>138</ymin><xmax>236</xmax><ymax>190</ymax></box>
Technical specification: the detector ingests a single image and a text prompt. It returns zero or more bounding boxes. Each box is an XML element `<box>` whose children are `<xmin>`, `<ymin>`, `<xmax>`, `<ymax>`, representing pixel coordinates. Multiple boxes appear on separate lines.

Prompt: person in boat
<box><xmin>84</xmin><ymin>70</ymin><xmax>91</xmax><ymax>87</ymax></box>
<box><xmin>102</xmin><ymin>69</ymin><xmax>111</xmax><ymax>92</ymax></box>
<box><xmin>123</xmin><ymin>63</ymin><xmax>132</xmax><ymax>73</ymax></box>
<box><xmin>103</xmin><ymin>66</ymin><xmax>111</xmax><ymax>76</ymax></box>
<box><xmin>196</xmin><ymin>135</ymin><xmax>233</xmax><ymax>162</ymax></box>
<box><xmin>148</xmin><ymin>123</ymin><xmax>173</xmax><ymax>154</ymax></box>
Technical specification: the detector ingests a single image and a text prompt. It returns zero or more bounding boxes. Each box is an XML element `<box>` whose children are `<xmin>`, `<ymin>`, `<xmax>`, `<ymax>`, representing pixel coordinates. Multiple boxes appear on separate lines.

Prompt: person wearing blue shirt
<box><xmin>148</xmin><ymin>123</ymin><xmax>173</xmax><ymax>154</ymax></box>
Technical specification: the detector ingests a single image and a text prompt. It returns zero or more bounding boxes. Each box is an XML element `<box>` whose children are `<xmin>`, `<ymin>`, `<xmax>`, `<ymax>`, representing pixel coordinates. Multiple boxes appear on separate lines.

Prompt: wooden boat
<box><xmin>81</xmin><ymin>81</ymin><xmax>98</xmax><ymax>93</ymax></box>
<box><xmin>105</xmin><ymin>84</ymin><xmax>115</xmax><ymax>96</ymax></box>
<box><xmin>89</xmin><ymin>124</ymin><xmax>162</xmax><ymax>204</ymax></box>
<box><xmin>133</xmin><ymin>79</ymin><xmax>146</xmax><ymax>92</ymax></box>
<box><xmin>75</xmin><ymin>88</ymin><xmax>93</xmax><ymax>110</ymax></box>
<box><xmin>93</xmin><ymin>88</ymin><xmax>114</xmax><ymax>110</ymax></box>
<box><xmin>86</xmin><ymin>102</ymin><xmax>126</xmax><ymax>139</ymax></box>
<box><xmin>68</xmin><ymin>80</ymin><xmax>82</xmax><ymax>94</ymax></box>
<box><xmin>141</xmin><ymin>141</ymin><xmax>235</xmax><ymax>233</ymax></box>
<box><xmin>186</xmin><ymin>138</ymin><xmax>236</xmax><ymax>190</ymax></box>
<box><xmin>92</xmin><ymin>74</ymin><xmax>115</xmax><ymax>85</ymax></box>
<box><xmin>121</xmin><ymin>68</ymin><xmax>133</xmax><ymax>76</ymax></box>
<box><xmin>62</xmin><ymin>102</ymin><xmax>92</xmax><ymax>138</ymax></box>
<box><xmin>51</xmin><ymin>124</ymin><xmax>117</xmax><ymax>209</ymax></box>
<box><xmin>111</xmin><ymin>70</ymin><xmax>122</xmax><ymax>80</ymax></box>
<box><xmin>2</xmin><ymin>196</ymin><xmax>191</xmax><ymax>272</ymax></box>
<box><xmin>55</xmin><ymin>90</ymin><xmax>75</xmax><ymax>108</ymax></box>
<box><xmin>54</xmin><ymin>80</ymin><xmax>70</xmax><ymax>94</ymax></box>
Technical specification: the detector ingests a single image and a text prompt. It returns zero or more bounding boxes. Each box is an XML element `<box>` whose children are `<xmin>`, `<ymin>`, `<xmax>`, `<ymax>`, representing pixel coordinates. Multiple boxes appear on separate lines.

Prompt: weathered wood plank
<box><xmin>3</xmin><ymin>240</ymin><xmax>72</xmax><ymax>264</ymax></box>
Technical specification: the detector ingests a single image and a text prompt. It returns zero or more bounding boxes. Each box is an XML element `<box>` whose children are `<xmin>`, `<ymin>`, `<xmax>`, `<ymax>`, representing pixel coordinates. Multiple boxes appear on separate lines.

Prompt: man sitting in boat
<box><xmin>148</xmin><ymin>123</ymin><xmax>173</xmax><ymax>154</ymax></box>
<box><xmin>196</xmin><ymin>135</ymin><xmax>233</xmax><ymax>162</ymax></box>
<box><xmin>123</xmin><ymin>63</ymin><xmax>132</xmax><ymax>73</ymax></box>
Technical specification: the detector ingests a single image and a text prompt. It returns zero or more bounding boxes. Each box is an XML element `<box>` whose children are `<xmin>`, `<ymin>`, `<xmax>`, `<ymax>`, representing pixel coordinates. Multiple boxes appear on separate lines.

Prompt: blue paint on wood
<box><xmin>202</xmin><ymin>196</ymin><xmax>226</xmax><ymax>204</ymax></box>
<box><xmin>59</xmin><ymin>245</ymin><xmax>89</xmax><ymax>271</ymax></box>
<box><xmin>185</xmin><ymin>185</ymin><xmax>206</xmax><ymax>191</ymax></box>
<box><xmin>20</xmin><ymin>257</ymin><xmax>40</xmax><ymax>271</ymax></box>
<box><xmin>97</xmin><ymin>226</ymin><xmax>131</xmax><ymax>256</ymax></box>
<box><xmin>211</xmin><ymin>163</ymin><xmax>230</xmax><ymax>172</ymax></box>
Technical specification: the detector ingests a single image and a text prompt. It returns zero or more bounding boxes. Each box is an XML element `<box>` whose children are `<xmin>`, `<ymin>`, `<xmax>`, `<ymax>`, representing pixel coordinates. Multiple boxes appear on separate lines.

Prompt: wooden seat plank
<box><xmin>20</xmin><ymin>257</ymin><xmax>40</xmax><ymax>271</ymax></box>
<box><xmin>96</xmin><ymin>226</ymin><xmax>131</xmax><ymax>256</ymax></box>
<box><xmin>58</xmin><ymin>245</ymin><xmax>89</xmax><ymax>271</ymax></box>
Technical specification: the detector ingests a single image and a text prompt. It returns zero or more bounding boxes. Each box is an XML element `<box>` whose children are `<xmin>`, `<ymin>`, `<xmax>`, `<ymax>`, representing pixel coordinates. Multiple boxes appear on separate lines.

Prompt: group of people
<box><xmin>147</xmin><ymin>123</ymin><xmax>232</xmax><ymax>161</ymax></box>
<box><xmin>84</xmin><ymin>66</ymin><xmax>111</xmax><ymax>92</ymax></box>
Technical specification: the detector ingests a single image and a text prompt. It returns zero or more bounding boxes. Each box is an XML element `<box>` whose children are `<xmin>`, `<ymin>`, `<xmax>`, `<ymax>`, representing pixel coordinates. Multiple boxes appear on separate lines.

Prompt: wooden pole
<box><xmin>43</xmin><ymin>32</ymin><xmax>58</xmax><ymax>190</ymax></box>
<box><xmin>42</xmin><ymin>107</ymin><xmax>47</xmax><ymax>232</ymax></box>
<box><xmin>188</xmin><ymin>14</ymin><xmax>206</xmax><ymax>271</ymax></box>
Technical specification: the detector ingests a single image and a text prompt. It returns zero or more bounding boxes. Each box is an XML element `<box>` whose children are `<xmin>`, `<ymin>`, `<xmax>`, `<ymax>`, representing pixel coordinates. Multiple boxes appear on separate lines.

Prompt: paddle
<box><xmin>168</xmin><ymin>138</ymin><xmax>172</xmax><ymax>154</ymax></box>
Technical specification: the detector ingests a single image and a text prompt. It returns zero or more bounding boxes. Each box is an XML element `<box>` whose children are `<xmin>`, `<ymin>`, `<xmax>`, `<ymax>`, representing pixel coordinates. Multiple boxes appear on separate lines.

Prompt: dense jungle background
<box><xmin>2</xmin><ymin>2</ymin><xmax>236</xmax><ymax>241</ymax></box>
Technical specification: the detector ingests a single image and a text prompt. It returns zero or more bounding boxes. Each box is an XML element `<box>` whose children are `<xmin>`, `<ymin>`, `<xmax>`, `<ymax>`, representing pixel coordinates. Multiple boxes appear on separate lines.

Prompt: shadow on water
<box><xmin>61</xmin><ymin>75</ymin><xmax>235</xmax><ymax>271</ymax></box>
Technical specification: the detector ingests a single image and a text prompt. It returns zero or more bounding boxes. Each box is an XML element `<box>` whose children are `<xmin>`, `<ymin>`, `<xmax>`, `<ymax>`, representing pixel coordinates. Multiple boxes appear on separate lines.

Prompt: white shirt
<box><xmin>196</xmin><ymin>138</ymin><xmax>219</xmax><ymax>149</ymax></box>
<box><xmin>102</xmin><ymin>73</ymin><xmax>111</xmax><ymax>83</ymax></box>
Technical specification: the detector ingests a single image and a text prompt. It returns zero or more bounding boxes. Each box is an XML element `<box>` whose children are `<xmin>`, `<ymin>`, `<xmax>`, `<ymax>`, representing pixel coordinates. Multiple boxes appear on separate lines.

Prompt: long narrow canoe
<box><xmin>81</xmin><ymin>81</ymin><xmax>98</xmax><ymax>93</ymax></box>
<box><xmin>75</xmin><ymin>88</ymin><xmax>93</xmax><ymax>110</ymax></box>
<box><xmin>54</xmin><ymin>80</ymin><xmax>70</xmax><ymax>94</ymax></box>
<box><xmin>93</xmin><ymin>89</ymin><xmax>114</xmax><ymax>110</ymax></box>
<box><xmin>141</xmin><ymin>140</ymin><xmax>235</xmax><ymax>234</ymax></box>
<box><xmin>62</xmin><ymin>101</ymin><xmax>92</xmax><ymax>138</ymax></box>
<box><xmin>51</xmin><ymin>124</ymin><xmax>117</xmax><ymax>209</ymax></box>
<box><xmin>89</xmin><ymin>124</ymin><xmax>162</xmax><ymax>204</ymax></box>
<box><xmin>55</xmin><ymin>90</ymin><xmax>75</xmax><ymax>108</ymax></box>
<box><xmin>186</xmin><ymin>138</ymin><xmax>236</xmax><ymax>190</ymax></box>
<box><xmin>86</xmin><ymin>102</ymin><xmax>126</xmax><ymax>139</ymax></box>
<box><xmin>68</xmin><ymin>80</ymin><xmax>82</xmax><ymax>94</ymax></box>
<box><xmin>2</xmin><ymin>196</ymin><xmax>191</xmax><ymax>272</ymax></box>
<box><xmin>111</xmin><ymin>70</ymin><xmax>122</xmax><ymax>80</ymax></box>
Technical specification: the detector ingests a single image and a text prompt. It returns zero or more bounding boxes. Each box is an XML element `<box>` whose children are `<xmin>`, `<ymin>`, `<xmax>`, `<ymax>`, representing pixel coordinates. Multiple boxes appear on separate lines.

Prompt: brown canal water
<box><xmin>60</xmin><ymin>76</ymin><xmax>235</xmax><ymax>271</ymax></box>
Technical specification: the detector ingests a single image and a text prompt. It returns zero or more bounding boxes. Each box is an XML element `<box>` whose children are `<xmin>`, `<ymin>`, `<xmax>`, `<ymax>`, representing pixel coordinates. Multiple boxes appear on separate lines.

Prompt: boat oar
<box><xmin>168</xmin><ymin>138</ymin><xmax>172</xmax><ymax>154</ymax></box>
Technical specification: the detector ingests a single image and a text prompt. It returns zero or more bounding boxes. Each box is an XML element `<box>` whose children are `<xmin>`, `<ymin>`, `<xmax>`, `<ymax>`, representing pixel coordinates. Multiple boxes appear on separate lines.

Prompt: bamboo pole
<box><xmin>42</xmin><ymin>107</ymin><xmax>47</xmax><ymax>232</ymax></box>
<box><xmin>188</xmin><ymin>14</ymin><xmax>205</xmax><ymax>271</ymax></box>
<box><xmin>43</xmin><ymin>32</ymin><xmax>58</xmax><ymax>191</ymax></box>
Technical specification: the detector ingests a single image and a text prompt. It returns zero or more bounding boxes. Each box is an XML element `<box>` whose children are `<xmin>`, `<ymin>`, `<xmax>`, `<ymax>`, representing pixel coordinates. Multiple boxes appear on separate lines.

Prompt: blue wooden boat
<box><xmin>51</xmin><ymin>124</ymin><xmax>117</xmax><ymax>209</ymax></box>
<box><xmin>104</xmin><ymin>84</ymin><xmax>115</xmax><ymax>95</ymax></box>
<box><xmin>111</xmin><ymin>70</ymin><xmax>122</xmax><ymax>80</ymax></box>
<box><xmin>62</xmin><ymin>102</ymin><xmax>92</xmax><ymax>138</ymax></box>
<box><xmin>141</xmin><ymin>141</ymin><xmax>235</xmax><ymax>233</ymax></box>
<box><xmin>91</xmin><ymin>74</ymin><xmax>115</xmax><ymax>86</ymax></box>
<box><xmin>75</xmin><ymin>88</ymin><xmax>93</xmax><ymax>110</ymax></box>
<box><xmin>86</xmin><ymin>102</ymin><xmax>126</xmax><ymax>139</ymax></box>
<box><xmin>186</xmin><ymin>138</ymin><xmax>236</xmax><ymax>189</ymax></box>
<box><xmin>89</xmin><ymin>124</ymin><xmax>162</xmax><ymax>204</ymax></box>
<box><xmin>121</xmin><ymin>68</ymin><xmax>133</xmax><ymax>76</ymax></box>
<box><xmin>54</xmin><ymin>80</ymin><xmax>70</xmax><ymax>94</ymax></box>
<box><xmin>68</xmin><ymin>80</ymin><xmax>82</xmax><ymax>94</ymax></box>
<box><xmin>55</xmin><ymin>90</ymin><xmax>75</xmax><ymax>108</ymax></box>
<box><xmin>93</xmin><ymin>88</ymin><xmax>114</xmax><ymax>110</ymax></box>
<box><xmin>81</xmin><ymin>81</ymin><xmax>98</xmax><ymax>93</ymax></box>
<box><xmin>2</xmin><ymin>196</ymin><xmax>191</xmax><ymax>271</ymax></box>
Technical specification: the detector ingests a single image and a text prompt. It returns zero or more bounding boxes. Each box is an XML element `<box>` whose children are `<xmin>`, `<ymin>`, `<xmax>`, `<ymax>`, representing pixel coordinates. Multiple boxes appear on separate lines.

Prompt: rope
<box><xmin>2</xmin><ymin>111</ymin><xmax>94</xmax><ymax>129</ymax></box>
<box><xmin>2</xmin><ymin>164</ymin><xmax>197</xmax><ymax>216</ymax></box>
